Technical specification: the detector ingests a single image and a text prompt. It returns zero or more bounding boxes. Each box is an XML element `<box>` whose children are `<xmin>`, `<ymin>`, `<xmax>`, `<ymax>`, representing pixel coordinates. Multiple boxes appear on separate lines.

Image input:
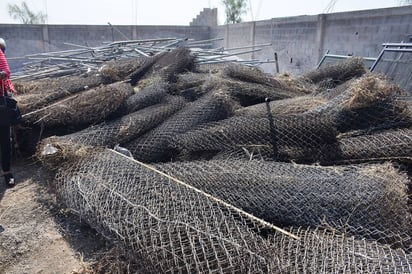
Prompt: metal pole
<box><xmin>274</xmin><ymin>52</ymin><xmax>279</xmax><ymax>73</ymax></box>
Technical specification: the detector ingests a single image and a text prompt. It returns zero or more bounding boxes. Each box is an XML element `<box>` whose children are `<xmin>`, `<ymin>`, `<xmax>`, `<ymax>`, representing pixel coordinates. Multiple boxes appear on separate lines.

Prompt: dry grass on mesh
<box><xmin>88</xmin><ymin>246</ymin><xmax>141</xmax><ymax>274</ymax></box>
<box><xmin>15</xmin><ymin>74</ymin><xmax>103</xmax><ymax>95</ymax></box>
<box><xmin>14</xmin><ymin>78</ymin><xmax>63</xmax><ymax>94</ymax></box>
<box><xmin>24</xmin><ymin>82</ymin><xmax>133</xmax><ymax>127</ymax></box>
<box><xmin>202</xmin><ymin>74</ymin><xmax>301</xmax><ymax>106</ymax></box>
<box><xmin>15</xmin><ymin>74</ymin><xmax>105</xmax><ymax>113</ymax></box>
<box><xmin>221</xmin><ymin>64</ymin><xmax>312</xmax><ymax>99</ymax></box>
<box><xmin>172</xmin><ymin>72</ymin><xmax>208</xmax><ymax>89</ymax></box>
<box><xmin>234</xmin><ymin>95</ymin><xmax>327</xmax><ymax>117</ymax></box>
<box><xmin>358</xmin><ymin>163</ymin><xmax>412</xmax><ymax>243</ymax></box>
<box><xmin>274</xmin><ymin>72</ymin><xmax>317</xmax><ymax>95</ymax></box>
<box><xmin>347</xmin><ymin>73</ymin><xmax>401</xmax><ymax>109</ymax></box>
<box><xmin>155</xmin><ymin>47</ymin><xmax>196</xmax><ymax>81</ymax></box>
<box><xmin>304</xmin><ymin>57</ymin><xmax>367</xmax><ymax>84</ymax></box>
<box><xmin>134</xmin><ymin>77</ymin><xmax>157</xmax><ymax>93</ymax></box>
<box><xmin>17</xmin><ymin>89</ymin><xmax>73</xmax><ymax>114</ymax></box>
<box><xmin>221</xmin><ymin>63</ymin><xmax>276</xmax><ymax>85</ymax></box>
<box><xmin>36</xmin><ymin>136</ymin><xmax>94</xmax><ymax>170</ymax></box>
<box><xmin>99</xmin><ymin>57</ymin><xmax>144</xmax><ymax>83</ymax></box>
<box><xmin>128</xmin><ymin>48</ymin><xmax>195</xmax><ymax>86</ymax></box>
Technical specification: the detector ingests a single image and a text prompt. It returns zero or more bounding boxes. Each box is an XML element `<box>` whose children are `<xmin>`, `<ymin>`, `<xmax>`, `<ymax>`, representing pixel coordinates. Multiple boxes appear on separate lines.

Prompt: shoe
<box><xmin>4</xmin><ymin>173</ymin><xmax>15</xmax><ymax>187</ymax></box>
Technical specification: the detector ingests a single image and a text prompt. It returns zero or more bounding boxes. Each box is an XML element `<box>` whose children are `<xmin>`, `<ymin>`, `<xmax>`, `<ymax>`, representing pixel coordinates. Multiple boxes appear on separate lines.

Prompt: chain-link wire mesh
<box><xmin>23</xmin><ymin>82</ymin><xmax>133</xmax><ymax>127</ymax></box>
<box><xmin>171</xmin><ymin>113</ymin><xmax>338</xmax><ymax>162</ymax></box>
<box><xmin>26</xmin><ymin>54</ymin><xmax>412</xmax><ymax>272</ymax></box>
<box><xmin>207</xmin><ymin>127</ymin><xmax>412</xmax><ymax>166</ymax></box>
<box><xmin>99</xmin><ymin>56</ymin><xmax>145</xmax><ymax>83</ymax></box>
<box><xmin>171</xmin><ymin>74</ymin><xmax>412</xmax><ymax>163</ymax></box>
<box><xmin>307</xmin><ymin>73</ymin><xmax>401</xmax><ymax>114</ymax></box>
<box><xmin>15</xmin><ymin>74</ymin><xmax>104</xmax><ymax>114</ymax></box>
<box><xmin>124</xmin><ymin>90</ymin><xmax>237</xmax><ymax>163</ymax></box>
<box><xmin>319</xmin><ymin>127</ymin><xmax>412</xmax><ymax>164</ymax></box>
<box><xmin>270</xmin><ymin>227</ymin><xmax>412</xmax><ymax>273</ymax></box>
<box><xmin>154</xmin><ymin>159</ymin><xmax>412</xmax><ymax>251</ymax></box>
<box><xmin>40</xmin><ymin>96</ymin><xmax>187</xmax><ymax>152</ymax></box>
<box><xmin>169</xmin><ymin>72</ymin><xmax>207</xmax><ymax>96</ymax></box>
<box><xmin>304</xmin><ymin>57</ymin><xmax>367</xmax><ymax>84</ymax></box>
<box><xmin>120</xmin><ymin>77</ymin><xmax>170</xmax><ymax>114</ymax></box>
<box><xmin>128</xmin><ymin>48</ymin><xmax>195</xmax><ymax>86</ymax></box>
<box><xmin>127</xmin><ymin>51</ymin><xmax>168</xmax><ymax>86</ymax></box>
<box><xmin>234</xmin><ymin>95</ymin><xmax>327</xmax><ymax>117</ymax></box>
<box><xmin>221</xmin><ymin>63</ymin><xmax>310</xmax><ymax>99</ymax></box>
<box><xmin>307</xmin><ymin>74</ymin><xmax>412</xmax><ymax>133</ymax></box>
<box><xmin>333</xmin><ymin>99</ymin><xmax>412</xmax><ymax>133</ymax></box>
<box><xmin>42</xmin><ymin>147</ymin><xmax>412</xmax><ymax>273</ymax></box>
<box><xmin>52</xmin><ymin>148</ymin><xmax>283</xmax><ymax>273</ymax></box>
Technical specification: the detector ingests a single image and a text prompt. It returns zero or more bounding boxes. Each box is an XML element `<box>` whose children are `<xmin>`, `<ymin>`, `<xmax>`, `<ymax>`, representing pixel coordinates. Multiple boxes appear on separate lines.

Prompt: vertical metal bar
<box><xmin>274</xmin><ymin>52</ymin><xmax>279</xmax><ymax>73</ymax></box>
<box><xmin>370</xmin><ymin>45</ymin><xmax>388</xmax><ymax>72</ymax></box>
<box><xmin>316</xmin><ymin>49</ymin><xmax>330</xmax><ymax>69</ymax></box>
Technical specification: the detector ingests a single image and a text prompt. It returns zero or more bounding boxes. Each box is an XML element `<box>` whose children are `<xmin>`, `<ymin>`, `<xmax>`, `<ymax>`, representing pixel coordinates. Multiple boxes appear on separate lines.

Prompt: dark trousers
<box><xmin>0</xmin><ymin>126</ymin><xmax>11</xmax><ymax>172</ymax></box>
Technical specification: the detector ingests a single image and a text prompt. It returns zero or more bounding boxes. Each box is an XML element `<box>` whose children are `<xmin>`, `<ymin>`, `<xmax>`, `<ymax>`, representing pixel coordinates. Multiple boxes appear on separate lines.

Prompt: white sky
<box><xmin>0</xmin><ymin>0</ymin><xmax>406</xmax><ymax>25</ymax></box>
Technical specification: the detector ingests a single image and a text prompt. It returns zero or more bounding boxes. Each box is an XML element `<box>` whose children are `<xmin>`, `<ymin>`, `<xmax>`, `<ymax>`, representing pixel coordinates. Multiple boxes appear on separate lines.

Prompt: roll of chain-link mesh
<box><xmin>307</xmin><ymin>74</ymin><xmax>412</xmax><ymax>133</ymax></box>
<box><xmin>99</xmin><ymin>56</ymin><xmax>145</xmax><ymax>83</ymax></box>
<box><xmin>128</xmin><ymin>48</ymin><xmax>195</xmax><ymax>86</ymax></box>
<box><xmin>303</xmin><ymin>57</ymin><xmax>367</xmax><ymax>84</ymax></box>
<box><xmin>225</xmin><ymin>78</ymin><xmax>302</xmax><ymax>106</ymax></box>
<box><xmin>52</xmin><ymin>148</ymin><xmax>288</xmax><ymax>273</ymax></box>
<box><xmin>210</xmin><ymin>127</ymin><xmax>412</xmax><ymax>164</ymax></box>
<box><xmin>171</xmin><ymin>76</ymin><xmax>411</xmax><ymax>163</ymax></box>
<box><xmin>23</xmin><ymin>82</ymin><xmax>134</xmax><ymax>127</ymax></box>
<box><xmin>119</xmin><ymin>77</ymin><xmax>170</xmax><ymax>114</ymax></box>
<box><xmin>155</xmin><ymin>160</ymin><xmax>411</xmax><ymax>251</ymax></box>
<box><xmin>46</xmin><ymin>147</ymin><xmax>412</xmax><ymax>272</ymax></box>
<box><xmin>124</xmin><ymin>90</ymin><xmax>237</xmax><ymax>163</ymax></box>
<box><xmin>171</xmin><ymin>113</ymin><xmax>338</xmax><ymax>162</ymax></box>
<box><xmin>221</xmin><ymin>63</ymin><xmax>310</xmax><ymax>99</ymax></box>
<box><xmin>308</xmin><ymin>74</ymin><xmax>399</xmax><ymax>114</ymax></box>
<box><xmin>16</xmin><ymin>74</ymin><xmax>104</xmax><ymax>114</ymax></box>
<box><xmin>270</xmin><ymin>226</ymin><xmax>412</xmax><ymax>273</ymax></box>
<box><xmin>319</xmin><ymin>128</ymin><xmax>412</xmax><ymax>164</ymax></box>
<box><xmin>274</xmin><ymin>73</ymin><xmax>318</xmax><ymax>95</ymax></box>
<box><xmin>169</xmin><ymin>72</ymin><xmax>207</xmax><ymax>96</ymax></box>
<box><xmin>41</xmin><ymin>96</ymin><xmax>187</xmax><ymax>153</ymax></box>
<box><xmin>207</xmin><ymin>103</ymin><xmax>411</xmax><ymax>163</ymax></box>
<box><xmin>333</xmin><ymin>99</ymin><xmax>412</xmax><ymax>133</ymax></box>
<box><xmin>195</xmin><ymin>62</ymin><xmax>231</xmax><ymax>73</ymax></box>
<box><xmin>174</xmin><ymin>73</ymin><xmax>301</xmax><ymax>108</ymax></box>
<box><xmin>127</xmin><ymin>51</ymin><xmax>168</xmax><ymax>86</ymax></box>
<box><xmin>234</xmin><ymin>95</ymin><xmax>327</xmax><ymax>117</ymax></box>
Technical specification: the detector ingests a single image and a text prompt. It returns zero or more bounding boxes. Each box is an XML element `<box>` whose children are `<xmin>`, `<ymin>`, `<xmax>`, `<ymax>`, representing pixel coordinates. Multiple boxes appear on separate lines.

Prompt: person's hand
<box><xmin>0</xmin><ymin>71</ymin><xmax>6</xmax><ymax>80</ymax></box>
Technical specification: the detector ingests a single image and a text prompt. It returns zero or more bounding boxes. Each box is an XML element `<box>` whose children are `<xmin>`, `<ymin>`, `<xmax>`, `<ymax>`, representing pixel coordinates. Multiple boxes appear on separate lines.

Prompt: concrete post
<box><xmin>316</xmin><ymin>14</ymin><xmax>326</xmax><ymax>62</ymax></box>
<box><xmin>132</xmin><ymin>25</ymin><xmax>138</xmax><ymax>40</ymax></box>
<box><xmin>42</xmin><ymin>25</ymin><xmax>50</xmax><ymax>52</ymax></box>
<box><xmin>225</xmin><ymin>24</ymin><xmax>229</xmax><ymax>49</ymax></box>
<box><xmin>250</xmin><ymin>22</ymin><xmax>256</xmax><ymax>60</ymax></box>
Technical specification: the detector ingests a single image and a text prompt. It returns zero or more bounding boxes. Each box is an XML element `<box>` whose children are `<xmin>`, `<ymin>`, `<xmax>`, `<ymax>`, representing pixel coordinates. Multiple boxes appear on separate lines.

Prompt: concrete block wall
<box><xmin>1</xmin><ymin>5</ymin><xmax>411</xmax><ymax>74</ymax></box>
<box><xmin>211</xmin><ymin>6</ymin><xmax>412</xmax><ymax>75</ymax></box>
<box><xmin>190</xmin><ymin>8</ymin><xmax>217</xmax><ymax>27</ymax></box>
<box><xmin>321</xmin><ymin>7</ymin><xmax>412</xmax><ymax>58</ymax></box>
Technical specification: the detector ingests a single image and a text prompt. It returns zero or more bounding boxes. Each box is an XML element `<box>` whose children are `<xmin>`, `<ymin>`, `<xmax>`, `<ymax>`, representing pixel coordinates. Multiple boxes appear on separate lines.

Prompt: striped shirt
<box><xmin>0</xmin><ymin>50</ymin><xmax>16</xmax><ymax>95</ymax></box>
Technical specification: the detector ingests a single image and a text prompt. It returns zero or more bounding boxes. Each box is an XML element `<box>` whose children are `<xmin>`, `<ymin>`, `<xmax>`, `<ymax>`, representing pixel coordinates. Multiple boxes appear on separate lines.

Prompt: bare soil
<box><xmin>0</xmin><ymin>157</ymin><xmax>110</xmax><ymax>274</ymax></box>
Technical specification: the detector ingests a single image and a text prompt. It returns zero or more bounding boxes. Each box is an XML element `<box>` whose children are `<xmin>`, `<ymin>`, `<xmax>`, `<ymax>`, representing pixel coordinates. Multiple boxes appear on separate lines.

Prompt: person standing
<box><xmin>0</xmin><ymin>38</ymin><xmax>17</xmax><ymax>187</ymax></box>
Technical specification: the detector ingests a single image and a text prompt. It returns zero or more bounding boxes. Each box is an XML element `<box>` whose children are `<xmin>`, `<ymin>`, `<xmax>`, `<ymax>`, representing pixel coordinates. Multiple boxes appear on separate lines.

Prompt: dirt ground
<box><xmin>0</xmin><ymin>156</ymin><xmax>111</xmax><ymax>274</ymax></box>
